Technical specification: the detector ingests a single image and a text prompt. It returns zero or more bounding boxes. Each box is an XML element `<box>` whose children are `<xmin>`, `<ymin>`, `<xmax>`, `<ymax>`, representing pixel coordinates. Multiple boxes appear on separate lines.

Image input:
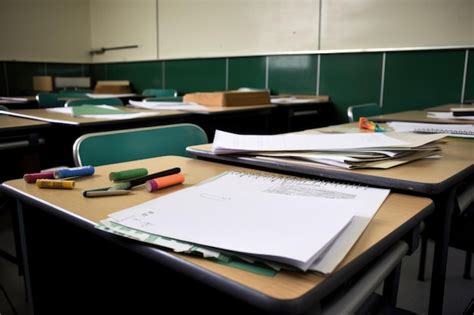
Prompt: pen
<box><xmin>128</xmin><ymin>167</ymin><xmax>181</xmax><ymax>188</ymax></box>
<box><xmin>83</xmin><ymin>190</ymin><xmax>131</xmax><ymax>197</ymax></box>
<box><xmin>82</xmin><ymin>183</ymin><xmax>133</xmax><ymax>197</ymax></box>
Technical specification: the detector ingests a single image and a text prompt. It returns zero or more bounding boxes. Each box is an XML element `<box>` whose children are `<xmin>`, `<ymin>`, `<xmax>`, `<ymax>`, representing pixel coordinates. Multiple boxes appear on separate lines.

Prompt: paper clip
<box><xmin>359</xmin><ymin>117</ymin><xmax>385</xmax><ymax>132</ymax></box>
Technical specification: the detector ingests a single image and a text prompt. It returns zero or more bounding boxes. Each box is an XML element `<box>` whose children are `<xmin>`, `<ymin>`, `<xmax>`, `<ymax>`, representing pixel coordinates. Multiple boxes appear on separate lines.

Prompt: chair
<box><xmin>142</xmin><ymin>88</ymin><xmax>177</xmax><ymax>97</ymax></box>
<box><xmin>0</xmin><ymin>105</ymin><xmax>9</xmax><ymax>111</ymax></box>
<box><xmin>36</xmin><ymin>92</ymin><xmax>63</xmax><ymax>108</ymax></box>
<box><xmin>347</xmin><ymin>103</ymin><xmax>381</xmax><ymax>122</ymax></box>
<box><xmin>73</xmin><ymin>123</ymin><xmax>208</xmax><ymax>167</ymax></box>
<box><xmin>145</xmin><ymin>96</ymin><xmax>183</xmax><ymax>102</ymax></box>
<box><xmin>418</xmin><ymin>183</ymin><xmax>474</xmax><ymax>280</ymax></box>
<box><xmin>65</xmin><ymin>97</ymin><xmax>123</xmax><ymax>107</ymax></box>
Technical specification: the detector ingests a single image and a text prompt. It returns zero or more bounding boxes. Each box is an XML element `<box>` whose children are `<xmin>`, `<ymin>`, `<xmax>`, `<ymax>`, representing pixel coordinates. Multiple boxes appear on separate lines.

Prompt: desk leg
<box><xmin>16</xmin><ymin>200</ymin><xmax>34</xmax><ymax>314</ymax></box>
<box><xmin>428</xmin><ymin>189</ymin><xmax>457</xmax><ymax>315</ymax></box>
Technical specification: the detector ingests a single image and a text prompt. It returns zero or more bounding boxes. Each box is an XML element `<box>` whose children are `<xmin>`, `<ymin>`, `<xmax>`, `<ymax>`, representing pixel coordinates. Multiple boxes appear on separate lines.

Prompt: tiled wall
<box><xmin>2</xmin><ymin>48</ymin><xmax>472</xmax><ymax>122</ymax></box>
<box><xmin>1</xmin><ymin>61</ymin><xmax>90</xmax><ymax>96</ymax></box>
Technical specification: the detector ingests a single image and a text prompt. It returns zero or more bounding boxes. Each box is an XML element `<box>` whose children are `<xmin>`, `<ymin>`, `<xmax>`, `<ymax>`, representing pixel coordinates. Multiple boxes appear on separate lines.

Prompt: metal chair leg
<box><xmin>464</xmin><ymin>251</ymin><xmax>472</xmax><ymax>280</ymax></box>
<box><xmin>418</xmin><ymin>233</ymin><xmax>428</xmax><ymax>281</ymax></box>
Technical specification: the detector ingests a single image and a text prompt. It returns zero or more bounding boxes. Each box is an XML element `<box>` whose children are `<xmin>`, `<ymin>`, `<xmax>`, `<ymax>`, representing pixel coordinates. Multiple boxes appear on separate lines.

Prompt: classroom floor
<box><xmin>0</xmin><ymin>207</ymin><xmax>473</xmax><ymax>315</ymax></box>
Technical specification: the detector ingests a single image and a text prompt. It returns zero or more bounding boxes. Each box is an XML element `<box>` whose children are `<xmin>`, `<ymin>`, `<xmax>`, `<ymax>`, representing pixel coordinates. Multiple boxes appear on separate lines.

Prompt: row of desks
<box><xmin>0</xmin><ymin>99</ymin><xmax>333</xmax><ymax>171</ymax></box>
<box><xmin>0</xmin><ymin>104</ymin><xmax>472</xmax><ymax>314</ymax></box>
<box><xmin>187</xmin><ymin>110</ymin><xmax>474</xmax><ymax>314</ymax></box>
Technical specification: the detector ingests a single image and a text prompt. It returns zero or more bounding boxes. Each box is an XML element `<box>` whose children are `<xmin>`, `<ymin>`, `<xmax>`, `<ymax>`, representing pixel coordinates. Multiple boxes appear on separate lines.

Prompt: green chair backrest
<box><xmin>142</xmin><ymin>88</ymin><xmax>177</xmax><ymax>97</ymax></box>
<box><xmin>36</xmin><ymin>93</ymin><xmax>63</xmax><ymax>108</ymax></box>
<box><xmin>58</xmin><ymin>92</ymin><xmax>89</xmax><ymax>98</ymax></box>
<box><xmin>73</xmin><ymin>124</ymin><xmax>208</xmax><ymax>166</ymax></box>
<box><xmin>145</xmin><ymin>96</ymin><xmax>183</xmax><ymax>102</ymax></box>
<box><xmin>59</xmin><ymin>88</ymin><xmax>93</xmax><ymax>94</ymax></box>
<box><xmin>65</xmin><ymin>97</ymin><xmax>123</xmax><ymax>107</ymax></box>
<box><xmin>347</xmin><ymin>103</ymin><xmax>380</xmax><ymax>122</ymax></box>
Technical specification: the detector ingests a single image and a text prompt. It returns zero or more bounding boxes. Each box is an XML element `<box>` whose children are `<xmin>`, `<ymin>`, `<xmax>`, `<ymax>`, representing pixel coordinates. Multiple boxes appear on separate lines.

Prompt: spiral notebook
<box><xmin>388</xmin><ymin>121</ymin><xmax>474</xmax><ymax>138</ymax></box>
<box><xmin>108</xmin><ymin>171</ymin><xmax>390</xmax><ymax>273</ymax></box>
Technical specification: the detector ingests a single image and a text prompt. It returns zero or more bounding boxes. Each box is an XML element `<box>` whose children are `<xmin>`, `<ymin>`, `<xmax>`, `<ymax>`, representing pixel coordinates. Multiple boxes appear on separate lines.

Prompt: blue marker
<box><xmin>54</xmin><ymin>165</ymin><xmax>95</xmax><ymax>179</ymax></box>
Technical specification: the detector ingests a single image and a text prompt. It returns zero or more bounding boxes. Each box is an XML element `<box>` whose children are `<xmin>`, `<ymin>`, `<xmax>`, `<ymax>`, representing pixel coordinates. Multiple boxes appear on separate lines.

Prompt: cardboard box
<box><xmin>183</xmin><ymin>91</ymin><xmax>270</xmax><ymax>107</ymax></box>
<box><xmin>94</xmin><ymin>80</ymin><xmax>132</xmax><ymax>94</ymax></box>
<box><xmin>33</xmin><ymin>76</ymin><xmax>53</xmax><ymax>92</ymax></box>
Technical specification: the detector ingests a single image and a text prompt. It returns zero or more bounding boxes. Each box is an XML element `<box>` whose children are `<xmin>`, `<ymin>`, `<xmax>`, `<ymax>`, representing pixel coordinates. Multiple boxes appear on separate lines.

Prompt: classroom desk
<box><xmin>425</xmin><ymin>103</ymin><xmax>474</xmax><ymax>112</ymax></box>
<box><xmin>270</xmin><ymin>95</ymin><xmax>334</xmax><ymax>133</ymax></box>
<box><xmin>371</xmin><ymin>110</ymin><xmax>474</xmax><ymax>124</ymax></box>
<box><xmin>187</xmin><ymin>128</ymin><xmax>474</xmax><ymax>315</ymax></box>
<box><xmin>0</xmin><ymin>107</ymin><xmax>190</xmax><ymax>167</ymax></box>
<box><xmin>0</xmin><ymin>115</ymin><xmax>50</xmax><ymax>180</ymax></box>
<box><xmin>190</xmin><ymin>104</ymin><xmax>276</xmax><ymax>141</ymax></box>
<box><xmin>0</xmin><ymin>96</ymin><xmax>38</xmax><ymax>109</ymax></box>
<box><xmin>0</xmin><ymin>156</ymin><xmax>433</xmax><ymax>314</ymax></box>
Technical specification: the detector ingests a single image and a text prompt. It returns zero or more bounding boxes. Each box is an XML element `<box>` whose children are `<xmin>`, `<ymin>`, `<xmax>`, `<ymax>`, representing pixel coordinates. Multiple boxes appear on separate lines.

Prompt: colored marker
<box><xmin>129</xmin><ymin>167</ymin><xmax>181</xmax><ymax>188</ymax></box>
<box><xmin>83</xmin><ymin>189</ymin><xmax>131</xmax><ymax>197</ymax></box>
<box><xmin>109</xmin><ymin>168</ymin><xmax>148</xmax><ymax>181</ymax></box>
<box><xmin>145</xmin><ymin>173</ymin><xmax>185</xmax><ymax>192</ymax></box>
<box><xmin>36</xmin><ymin>179</ymin><xmax>75</xmax><ymax>189</ymax></box>
<box><xmin>24</xmin><ymin>171</ymin><xmax>55</xmax><ymax>183</ymax></box>
<box><xmin>54</xmin><ymin>165</ymin><xmax>95</xmax><ymax>179</ymax></box>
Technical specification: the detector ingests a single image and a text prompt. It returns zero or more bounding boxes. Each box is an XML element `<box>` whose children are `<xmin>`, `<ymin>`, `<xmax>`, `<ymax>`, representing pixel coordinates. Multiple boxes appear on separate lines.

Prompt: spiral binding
<box><xmin>414</xmin><ymin>128</ymin><xmax>474</xmax><ymax>135</ymax></box>
<box><xmin>230</xmin><ymin>171</ymin><xmax>366</xmax><ymax>189</ymax></box>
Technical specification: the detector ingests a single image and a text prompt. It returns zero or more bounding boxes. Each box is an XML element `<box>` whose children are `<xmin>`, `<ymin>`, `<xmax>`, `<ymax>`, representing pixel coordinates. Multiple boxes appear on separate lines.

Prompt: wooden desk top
<box><xmin>1</xmin><ymin>106</ymin><xmax>187</xmax><ymax>126</ymax></box>
<box><xmin>2</xmin><ymin>156</ymin><xmax>432</xmax><ymax>301</ymax></box>
<box><xmin>371</xmin><ymin>110</ymin><xmax>474</xmax><ymax>124</ymax></box>
<box><xmin>188</xmin><ymin>127</ymin><xmax>474</xmax><ymax>194</ymax></box>
<box><xmin>0</xmin><ymin>115</ymin><xmax>49</xmax><ymax>132</ymax></box>
<box><xmin>426</xmin><ymin>103</ymin><xmax>474</xmax><ymax>112</ymax></box>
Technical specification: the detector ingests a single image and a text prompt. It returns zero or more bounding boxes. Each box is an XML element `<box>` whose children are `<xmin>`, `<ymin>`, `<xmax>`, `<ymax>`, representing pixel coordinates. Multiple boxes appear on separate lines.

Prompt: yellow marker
<box><xmin>36</xmin><ymin>179</ymin><xmax>75</xmax><ymax>189</ymax></box>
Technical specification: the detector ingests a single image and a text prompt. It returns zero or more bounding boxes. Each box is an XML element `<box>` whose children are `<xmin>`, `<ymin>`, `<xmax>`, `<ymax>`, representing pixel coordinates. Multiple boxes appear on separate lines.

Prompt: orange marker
<box><xmin>145</xmin><ymin>173</ymin><xmax>185</xmax><ymax>192</ymax></box>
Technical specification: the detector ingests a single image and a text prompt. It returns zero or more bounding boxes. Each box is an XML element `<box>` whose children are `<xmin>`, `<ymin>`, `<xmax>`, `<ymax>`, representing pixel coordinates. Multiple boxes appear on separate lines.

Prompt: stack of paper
<box><xmin>99</xmin><ymin>171</ymin><xmax>390</xmax><ymax>274</ymax></box>
<box><xmin>211</xmin><ymin>130</ymin><xmax>445</xmax><ymax>169</ymax></box>
<box><xmin>128</xmin><ymin>100</ymin><xmax>208</xmax><ymax>112</ymax></box>
<box><xmin>427</xmin><ymin>111</ymin><xmax>474</xmax><ymax>121</ymax></box>
<box><xmin>46</xmin><ymin>105</ymin><xmax>156</xmax><ymax>119</ymax></box>
<box><xmin>388</xmin><ymin>121</ymin><xmax>474</xmax><ymax>139</ymax></box>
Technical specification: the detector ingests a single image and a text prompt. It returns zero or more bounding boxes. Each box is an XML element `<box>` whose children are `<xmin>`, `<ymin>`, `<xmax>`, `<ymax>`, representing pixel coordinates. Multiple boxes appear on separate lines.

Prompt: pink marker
<box><xmin>23</xmin><ymin>171</ymin><xmax>55</xmax><ymax>183</ymax></box>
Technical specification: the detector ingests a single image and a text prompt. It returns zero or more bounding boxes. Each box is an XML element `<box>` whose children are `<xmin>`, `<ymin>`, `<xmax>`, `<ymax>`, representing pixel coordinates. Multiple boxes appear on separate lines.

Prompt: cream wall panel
<box><xmin>90</xmin><ymin>0</ymin><xmax>157</xmax><ymax>62</ymax></box>
<box><xmin>158</xmin><ymin>0</ymin><xmax>320</xmax><ymax>59</ymax></box>
<box><xmin>0</xmin><ymin>0</ymin><xmax>91</xmax><ymax>63</ymax></box>
<box><xmin>320</xmin><ymin>0</ymin><xmax>474</xmax><ymax>50</ymax></box>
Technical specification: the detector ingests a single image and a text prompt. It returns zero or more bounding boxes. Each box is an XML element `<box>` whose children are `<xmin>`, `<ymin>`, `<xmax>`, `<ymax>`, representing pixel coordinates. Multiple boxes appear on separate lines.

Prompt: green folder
<box><xmin>72</xmin><ymin>105</ymin><xmax>128</xmax><ymax>116</ymax></box>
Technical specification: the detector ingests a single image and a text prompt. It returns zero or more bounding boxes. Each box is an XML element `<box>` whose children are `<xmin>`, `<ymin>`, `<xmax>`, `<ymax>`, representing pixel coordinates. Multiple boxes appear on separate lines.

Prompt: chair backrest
<box><xmin>58</xmin><ymin>91</ymin><xmax>89</xmax><ymax>98</ymax></box>
<box><xmin>36</xmin><ymin>92</ymin><xmax>63</xmax><ymax>108</ymax></box>
<box><xmin>347</xmin><ymin>103</ymin><xmax>380</xmax><ymax>122</ymax></box>
<box><xmin>73</xmin><ymin>123</ymin><xmax>208</xmax><ymax>166</ymax></box>
<box><xmin>65</xmin><ymin>97</ymin><xmax>123</xmax><ymax>107</ymax></box>
<box><xmin>145</xmin><ymin>96</ymin><xmax>183</xmax><ymax>102</ymax></box>
<box><xmin>142</xmin><ymin>88</ymin><xmax>177</xmax><ymax>97</ymax></box>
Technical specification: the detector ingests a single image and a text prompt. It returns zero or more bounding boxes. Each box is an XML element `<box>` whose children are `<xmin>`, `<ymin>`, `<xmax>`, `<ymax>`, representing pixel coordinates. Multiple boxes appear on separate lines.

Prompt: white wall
<box><xmin>0</xmin><ymin>0</ymin><xmax>473</xmax><ymax>63</ymax></box>
<box><xmin>90</xmin><ymin>0</ymin><xmax>158</xmax><ymax>62</ymax></box>
<box><xmin>320</xmin><ymin>0</ymin><xmax>474</xmax><ymax>50</ymax></box>
<box><xmin>158</xmin><ymin>0</ymin><xmax>320</xmax><ymax>59</ymax></box>
<box><xmin>0</xmin><ymin>0</ymin><xmax>91</xmax><ymax>63</ymax></box>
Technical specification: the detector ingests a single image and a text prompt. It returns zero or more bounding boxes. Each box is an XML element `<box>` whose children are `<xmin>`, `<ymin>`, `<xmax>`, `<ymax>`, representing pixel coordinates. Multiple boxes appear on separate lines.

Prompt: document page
<box><xmin>212</xmin><ymin>130</ymin><xmax>408</xmax><ymax>154</ymax></box>
<box><xmin>128</xmin><ymin>100</ymin><xmax>208</xmax><ymax>112</ymax></box>
<box><xmin>109</xmin><ymin>172</ymin><xmax>390</xmax><ymax>271</ymax></box>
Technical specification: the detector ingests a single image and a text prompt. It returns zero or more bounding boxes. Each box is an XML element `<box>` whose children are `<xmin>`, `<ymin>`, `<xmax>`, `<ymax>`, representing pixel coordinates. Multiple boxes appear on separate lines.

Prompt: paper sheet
<box><xmin>427</xmin><ymin>112</ymin><xmax>474</xmax><ymax>121</ymax></box>
<box><xmin>128</xmin><ymin>100</ymin><xmax>208</xmax><ymax>112</ymax></box>
<box><xmin>109</xmin><ymin>171</ymin><xmax>389</xmax><ymax>272</ymax></box>
<box><xmin>212</xmin><ymin>130</ymin><xmax>409</xmax><ymax>154</ymax></box>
